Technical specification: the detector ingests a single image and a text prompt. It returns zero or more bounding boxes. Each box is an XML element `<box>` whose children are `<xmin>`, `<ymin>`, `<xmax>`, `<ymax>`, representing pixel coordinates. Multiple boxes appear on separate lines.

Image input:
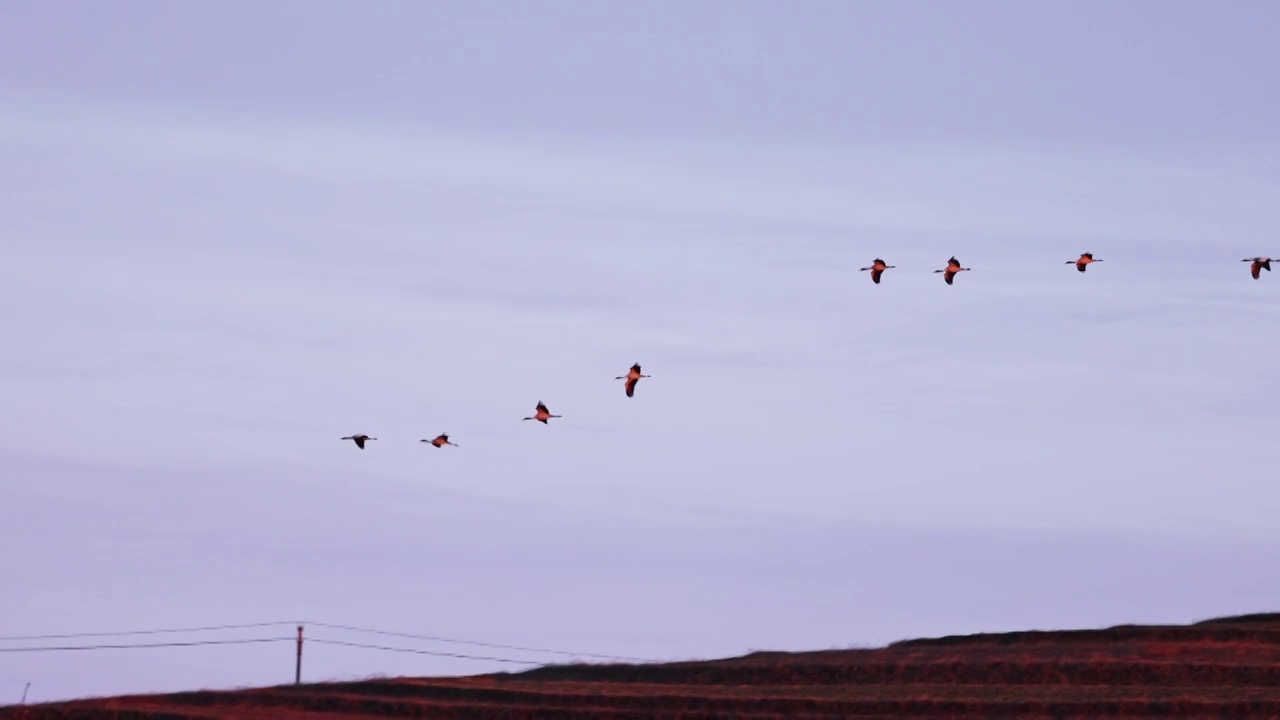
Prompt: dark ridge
<box><xmin>1193</xmin><ymin>612</ymin><xmax>1280</xmax><ymax>625</ymax></box>
<box><xmin>6</xmin><ymin>707</ymin><xmax>202</xmax><ymax>712</ymax></box>
<box><xmin>5</xmin><ymin>612</ymin><xmax>1279</xmax><ymax>719</ymax></box>
<box><xmin>13</xmin><ymin>697</ymin><xmax>1280</xmax><ymax>720</ymax></box>
<box><xmin>507</xmin><ymin>660</ymin><xmax>1280</xmax><ymax>686</ymax></box>
<box><xmin>885</xmin><ymin>617</ymin><xmax>1280</xmax><ymax>649</ymax></box>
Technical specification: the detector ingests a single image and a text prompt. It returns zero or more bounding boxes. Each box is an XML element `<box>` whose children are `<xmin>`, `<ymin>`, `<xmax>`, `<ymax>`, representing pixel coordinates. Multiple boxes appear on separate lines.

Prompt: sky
<box><xmin>2</xmin><ymin>0</ymin><xmax>1280</xmax><ymax>705</ymax></box>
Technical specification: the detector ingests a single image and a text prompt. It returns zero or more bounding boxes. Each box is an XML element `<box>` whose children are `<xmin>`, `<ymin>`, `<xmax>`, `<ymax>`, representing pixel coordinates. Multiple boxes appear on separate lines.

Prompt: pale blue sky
<box><xmin>2</xmin><ymin>0</ymin><xmax>1280</xmax><ymax>704</ymax></box>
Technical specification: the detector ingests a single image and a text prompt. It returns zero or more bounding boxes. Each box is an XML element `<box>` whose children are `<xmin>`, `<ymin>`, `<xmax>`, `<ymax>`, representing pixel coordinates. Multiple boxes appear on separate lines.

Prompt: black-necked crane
<box><xmin>1243</xmin><ymin>257</ymin><xmax>1274</xmax><ymax>279</ymax></box>
<box><xmin>522</xmin><ymin>401</ymin><xmax>561</xmax><ymax>424</ymax></box>
<box><xmin>1067</xmin><ymin>252</ymin><xmax>1102</xmax><ymax>272</ymax></box>
<box><xmin>933</xmin><ymin>256</ymin><xmax>970</xmax><ymax>285</ymax></box>
<box><xmin>341</xmin><ymin>434</ymin><xmax>376</xmax><ymax>449</ymax></box>
<box><xmin>422</xmin><ymin>433</ymin><xmax>458</xmax><ymax>448</ymax></box>
<box><xmin>615</xmin><ymin>363</ymin><xmax>650</xmax><ymax>397</ymax></box>
<box><xmin>859</xmin><ymin>258</ymin><xmax>895</xmax><ymax>284</ymax></box>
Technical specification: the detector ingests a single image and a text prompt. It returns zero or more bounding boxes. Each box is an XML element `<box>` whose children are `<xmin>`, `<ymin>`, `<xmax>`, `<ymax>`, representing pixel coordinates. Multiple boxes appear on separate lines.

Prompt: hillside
<box><xmin>5</xmin><ymin>613</ymin><xmax>1280</xmax><ymax>719</ymax></box>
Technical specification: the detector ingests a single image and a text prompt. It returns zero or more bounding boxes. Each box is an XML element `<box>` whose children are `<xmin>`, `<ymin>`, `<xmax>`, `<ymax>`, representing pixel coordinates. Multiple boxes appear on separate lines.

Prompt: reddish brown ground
<box><xmin>5</xmin><ymin>613</ymin><xmax>1280</xmax><ymax>719</ymax></box>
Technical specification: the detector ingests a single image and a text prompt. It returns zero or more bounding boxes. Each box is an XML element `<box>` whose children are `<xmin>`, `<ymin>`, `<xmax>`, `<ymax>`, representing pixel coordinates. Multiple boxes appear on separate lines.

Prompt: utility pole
<box><xmin>20</xmin><ymin>682</ymin><xmax>29</xmax><ymax>704</ymax></box>
<box><xmin>295</xmin><ymin>625</ymin><xmax>304</xmax><ymax>685</ymax></box>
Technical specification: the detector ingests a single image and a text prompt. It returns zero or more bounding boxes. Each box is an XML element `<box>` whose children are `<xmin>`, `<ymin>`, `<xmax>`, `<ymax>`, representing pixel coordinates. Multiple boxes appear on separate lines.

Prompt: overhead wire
<box><xmin>0</xmin><ymin>637</ymin><xmax>293</xmax><ymax>652</ymax></box>
<box><xmin>0</xmin><ymin>619</ymin><xmax>653</xmax><ymax>663</ymax></box>
<box><xmin>0</xmin><ymin>637</ymin><xmax>544</xmax><ymax>665</ymax></box>
<box><xmin>305</xmin><ymin>638</ymin><xmax>542</xmax><ymax>665</ymax></box>
<box><xmin>299</xmin><ymin>620</ymin><xmax>651</xmax><ymax>662</ymax></box>
<box><xmin>0</xmin><ymin>621</ymin><xmax>298</xmax><ymax>641</ymax></box>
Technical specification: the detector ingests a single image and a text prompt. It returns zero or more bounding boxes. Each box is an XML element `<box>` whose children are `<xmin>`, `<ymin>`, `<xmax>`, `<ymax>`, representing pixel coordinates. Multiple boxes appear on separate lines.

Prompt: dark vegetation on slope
<box><xmin>5</xmin><ymin>613</ymin><xmax>1279</xmax><ymax>719</ymax></box>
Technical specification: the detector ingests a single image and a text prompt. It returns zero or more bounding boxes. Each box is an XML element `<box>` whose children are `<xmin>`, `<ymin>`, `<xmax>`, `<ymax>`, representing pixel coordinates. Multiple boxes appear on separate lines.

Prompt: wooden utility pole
<box><xmin>20</xmin><ymin>682</ymin><xmax>29</xmax><ymax>704</ymax></box>
<box><xmin>295</xmin><ymin>625</ymin><xmax>304</xmax><ymax>685</ymax></box>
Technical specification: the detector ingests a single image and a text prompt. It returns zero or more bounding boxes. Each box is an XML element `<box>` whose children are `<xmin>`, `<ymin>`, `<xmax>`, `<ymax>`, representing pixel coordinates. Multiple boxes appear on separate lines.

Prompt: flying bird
<box><xmin>341</xmin><ymin>434</ymin><xmax>376</xmax><ymax>449</ymax></box>
<box><xmin>522</xmin><ymin>401</ymin><xmax>561</xmax><ymax>424</ymax></box>
<box><xmin>615</xmin><ymin>363</ymin><xmax>650</xmax><ymax>398</ymax></box>
<box><xmin>421</xmin><ymin>433</ymin><xmax>458</xmax><ymax>448</ymax></box>
<box><xmin>933</xmin><ymin>256</ymin><xmax>970</xmax><ymax>285</ymax></box>
<box><xmin>1067</xmin><ymin>252</ymin><xmax>1102</xmax><ymax>272</ymax></box>
<box><xmin>859</xmin><ymin>258</ymin><xmax>895</xmax><ymax>284</ymax></box>
<box><xmin>1243</xmin><ymin>257</ymin><xmax>1274</xmax><ymax>279</ymax></box>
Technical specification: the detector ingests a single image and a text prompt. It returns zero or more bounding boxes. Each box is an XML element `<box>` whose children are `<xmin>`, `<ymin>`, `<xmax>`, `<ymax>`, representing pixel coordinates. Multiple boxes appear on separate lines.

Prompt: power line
<box><xmin>0</xmin><ymin>619</ymin><xmax>652</xmax><ymax>663</ymax></box>
<box><xmin>306</xmin><ymin>638</ymin><xmax>542</xmax><ymax>665</ymax></box>
<box><xmin>0</xmin><ymin>621</ymin><xmax>297</xmax><ymax>641</ymax></box>
<box><xmin>0</xmin><ymin>637</ymin><xmax>293</xmax><ymax>652</ymax></box>
<box><xmin>299</xmin><ymin>620</ymin><xmax>650</xmax><ymax>662</ymax></box>
<box><xmin>0</xmin><ymin>636</ymin><xmax>547</xmax><ymax>666</ymax></box>
<box><xmin>0</xmin><ymin>617</ymin><xmax>650</xmax><ymax>661</ymax></box>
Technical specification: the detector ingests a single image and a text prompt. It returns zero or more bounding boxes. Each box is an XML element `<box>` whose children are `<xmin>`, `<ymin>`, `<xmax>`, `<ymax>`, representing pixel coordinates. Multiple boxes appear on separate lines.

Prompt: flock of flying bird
<box><xmin>860</xmin><ymin>252</ymin><xmax>1276</xmax><ymax>284</ymax></box>
<box><xmin>339</xmin><ymin>363</ymin><xmax>650</xmax><ymax>450</ymax></box>
<box><xmin>339</xmin><ymin>251</ymin><xmax>1276</xmax><ymax>450</ymax></box>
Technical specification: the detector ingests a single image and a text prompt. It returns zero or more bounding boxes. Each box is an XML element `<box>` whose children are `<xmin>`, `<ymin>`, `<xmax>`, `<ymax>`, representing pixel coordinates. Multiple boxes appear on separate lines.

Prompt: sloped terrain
<box><xmin>6</xmin><ymin>613</ymin><xmax>1280</xmax><ymax>719</ymax></box>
